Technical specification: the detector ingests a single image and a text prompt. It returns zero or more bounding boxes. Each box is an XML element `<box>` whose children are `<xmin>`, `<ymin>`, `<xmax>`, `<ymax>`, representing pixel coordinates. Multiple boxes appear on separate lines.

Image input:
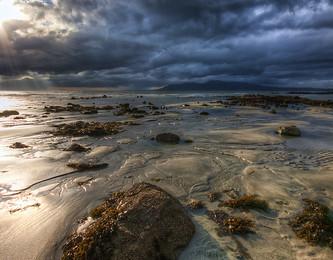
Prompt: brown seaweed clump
<box><xmin>289</xmin><ymin>199</ymin><xmax>333</xmax><ymax>249</ymax></box>
<box><xmin>67</xmin><ymin>162</ymin><xmax>108</xmax><ymax>172</ymax></box>
<box><xmin>220</xmin><ymin>194</ymin><xmax>269</xmax><ymax>211</ymax></box>
<box><xmin>187</xmin><ymin>199</ymin><xmax>205</xmax><ymax>210</ymax></box>
<box><xmin>207</xmin><ymin>192</ymin><xmax>220</xmax><ymax>202</ymax></box>
<box><xmin>62</xmin><ymin>183</ymin><xmax>195</xmax><ymax>260</ymax></box>
<box><xmin>54</xmin><ymin>121</ymin><xmax>127</xmax><ymax>137</ymax></box>
<box><xmin>208</xmin><ymin>210</ymin><xmax>255</xmax><ymax>235</ymax></box>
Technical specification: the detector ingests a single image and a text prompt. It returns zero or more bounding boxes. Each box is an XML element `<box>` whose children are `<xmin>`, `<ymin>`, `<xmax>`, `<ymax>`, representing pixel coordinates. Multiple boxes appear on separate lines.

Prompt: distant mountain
<box><xmin>157</xmin><ymin>80</ymin><xmax>332</xmax><ymax>92</ymax></box>
<box><xmin>158</xmin><ymin>80</ymin><xmax>277</xmax><ymax>91</ymax></box>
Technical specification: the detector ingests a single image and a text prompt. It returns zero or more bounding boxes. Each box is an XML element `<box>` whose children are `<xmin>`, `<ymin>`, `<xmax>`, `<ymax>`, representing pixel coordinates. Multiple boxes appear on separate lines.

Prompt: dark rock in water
<box><xmin>277</xmin><ymin>125</ymin><xmax>301</xmax><ymax>137</ymax></box>
<box><xmin>66</xmin><ymin>162</ymin><xmax>108</xmax><ymax>172</ymax></box>
<box><xmin>200</xmin><ymin>111</ymin><xmax>209</xmax><ymax>115</ymax></box>
<box><xmin>289</xmin><ymin>199</ymin><xmax>333</xmax><ymax>249</ymax></box>
<box><xmin>62</xmin><ymin>183</ymin><xmax>195</xmax><ymax>260</ymax></box>
<box><xmin>13</xmin><ymin>116</ymin><xmax>25</xmax><ymax>120</ymax></box>
<box><xmin>9</xmin><ymin>142</ymin><xmax>30</xmax><ymax>149</ymax></box>
<box><xmin>270</xmin><ymin>109</ymin><xmax>277</xmax><ymax>114</ymax></box>
<box><xmin>81</xmin><ymin>109</ymin><xmax>98</xmax><ymax>115</ymax></box>
<box><xmin>0</xmin><ymin>110</ymin><xmax>19</xmax><ymax>117</ymax></box>
<box><xmin>156</xmin><ymin>133</ymin><xmax>180</xmax><ymax>144</ymax></box>
<box><xmin>64</xmin><ymin>143</ymin><xmax>90</xmax><ymax>152</ymax></box>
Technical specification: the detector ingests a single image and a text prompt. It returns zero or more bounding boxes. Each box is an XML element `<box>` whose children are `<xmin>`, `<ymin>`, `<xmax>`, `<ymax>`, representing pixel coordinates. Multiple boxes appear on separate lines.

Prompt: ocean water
<box><xmin>1</xmin><ymin>89</ymin><xmax>333</xmax><ymax>259</ymax></box>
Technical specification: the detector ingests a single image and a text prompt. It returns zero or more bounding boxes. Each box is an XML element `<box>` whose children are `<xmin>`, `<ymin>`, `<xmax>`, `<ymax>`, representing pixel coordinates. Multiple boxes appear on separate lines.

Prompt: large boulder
<box><xmin>277</xmin><ymin>125</ymin><xmax>301</xmax><ymax>137</ymax></box>
<box><xmin>156</xmin><ymin>133</ymin><xmax>180</xmax><ymax>144</ymax></box>
<box><xmin>62</xmin><ymin>183</ymin><xmax>195</xmax><ymax>260</ymax></box>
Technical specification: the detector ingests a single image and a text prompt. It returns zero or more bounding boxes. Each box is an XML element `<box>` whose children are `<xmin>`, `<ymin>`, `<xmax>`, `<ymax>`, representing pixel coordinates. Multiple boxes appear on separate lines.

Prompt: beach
<box><xmin>1</xmin><ymin>89</ymin><xmax>333</xmax><ymax>259</ymax></box>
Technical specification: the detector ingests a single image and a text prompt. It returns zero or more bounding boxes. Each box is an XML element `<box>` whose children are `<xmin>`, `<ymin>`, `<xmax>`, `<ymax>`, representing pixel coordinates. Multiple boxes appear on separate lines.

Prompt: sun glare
<box><xmin>0</xmin><ymin>0</ymin><xmax>26</xmax><ymax>23</ymax></box>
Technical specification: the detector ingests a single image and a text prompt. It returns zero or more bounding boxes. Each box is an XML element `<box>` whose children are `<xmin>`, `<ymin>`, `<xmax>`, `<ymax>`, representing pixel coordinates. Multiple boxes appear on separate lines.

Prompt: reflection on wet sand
<box><xmin>1</xmin><ymin>90</ymin><xmax>333</xmax><ymax>259</ymax></box>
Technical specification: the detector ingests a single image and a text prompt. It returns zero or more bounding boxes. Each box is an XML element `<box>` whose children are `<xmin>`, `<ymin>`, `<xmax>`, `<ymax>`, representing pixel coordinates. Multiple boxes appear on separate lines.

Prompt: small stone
<box><xmin>9</xmin><ymin>142</ymin><xmax>30</xmax><ymax>149</ymax></box>
<box><xmin>156</xmin><ymin>133</ymin><xmax>180</xmax><ymax>144</ymax></box>
<box><xmin>277</xmin><ymin>126</ymin><xmax>301</xmax><ymax>137</ymax></box>
<box><xmin>64</xmin><ymin>143</ymin><xmax>90</xmax><ymax>152</ymax></box>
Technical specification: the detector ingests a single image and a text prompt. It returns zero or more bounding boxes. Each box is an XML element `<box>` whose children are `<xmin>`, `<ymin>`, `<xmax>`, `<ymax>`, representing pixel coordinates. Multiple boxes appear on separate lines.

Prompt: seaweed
<box><xmin>289</xmin><ymin>199</ymin><xmax>333</xmax><ymax>249</ymax></box>
<box><xmin>187</xmin><ymin>199</ymin><xmax>205</xmax><ymax>210</ymax></box>
<box><xmin>220</xmin><ymin>194</ymin><xmax>268</xmax><ymax>211</ymax></box>
<box><xmin>54</xmin><ymin>121</ymin><xmax>127</xmax><ymax>137</ymax></box>
<box><xmin>207</xmin><ymin>192</ymin><xmax>220</xmax><ymax>202</ymax></box>
<box><xmin>208</xmin><ymin>210</ymin><xmax>255</xmax><ymax>234</ymax></box>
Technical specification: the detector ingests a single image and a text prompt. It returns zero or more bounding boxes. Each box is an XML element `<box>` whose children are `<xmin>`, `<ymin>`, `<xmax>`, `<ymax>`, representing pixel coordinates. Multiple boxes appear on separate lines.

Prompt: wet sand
<box><xmin>1</xmin><ymin>90</ymin><xmax>333</xmax><ymax>259</ymax></box>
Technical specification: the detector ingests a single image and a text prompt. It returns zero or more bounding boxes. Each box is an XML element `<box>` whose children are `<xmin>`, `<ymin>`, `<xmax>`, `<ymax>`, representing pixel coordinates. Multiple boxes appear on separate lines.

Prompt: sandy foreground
<box><xmin>0</xmin><ymin>91</ymin><xmax>333</xmax><ymax>259</ymax></box>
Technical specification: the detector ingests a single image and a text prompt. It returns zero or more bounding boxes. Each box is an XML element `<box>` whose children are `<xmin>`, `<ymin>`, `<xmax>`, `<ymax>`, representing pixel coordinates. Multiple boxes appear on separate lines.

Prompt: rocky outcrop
<box><xmin>62</xmin><ymin>183</ymin><xmax>195</xmax><ymax>260</ymax></box>
<box><xmin>53</xmin><ymin>121</ymin><xmax>130</xmax><ymax>137</ymax></box>
<box><xmin>277</xmin><ymin>126</ymin><xmax>301</xmax><ymax>137</ymax></box>
<box><xmin>156</xmin><ymin>133</ymin><xmax>180</xmax><ymax>144</ymax></box>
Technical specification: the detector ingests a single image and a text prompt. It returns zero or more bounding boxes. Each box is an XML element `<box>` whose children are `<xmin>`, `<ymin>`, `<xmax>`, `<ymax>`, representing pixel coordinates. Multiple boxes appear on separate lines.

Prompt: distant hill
<box><xmin>157</xmin><ymin>80</ymin><xmax>332</xmax><ymax>93</ymax></box>
<box><xmin>158</xmin><ymin>80</ymin><xmax>277</xmax><ymax>91</ymax></box>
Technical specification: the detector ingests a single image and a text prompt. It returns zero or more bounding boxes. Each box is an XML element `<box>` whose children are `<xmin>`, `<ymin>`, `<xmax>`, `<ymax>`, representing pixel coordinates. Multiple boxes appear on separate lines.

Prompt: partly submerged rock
<box><xmin>277</xmin><ymin>125</ymin><xmax>301</xmax><ymax>137</ymax></box>
<box><xmin>0</xmin><ymin>110</ymin><xmax>19</xmax><ymax>117</ymax></box>
<box><xmin>62</xmin><ymin>183</ymin><xmax>195</xmax><ymax>260</ymax></box>
<box><xmin>200</xmin><ymin>111</ymin><xmax>209</xmax><ymax>116</ymax></box>
<box><xmin>156</xmin><ymin>133</ymin><xmax>180</xmax><ymax>144</ymax></box>
<box><xmin>9</xmin><ymin>142</ymin><xmax>30</xmax><ymax>149</ymax></box>
<box><xmin>64</xmin><ymin>143</ymin><xmax>90</xmax><ymax>152</ymax></box>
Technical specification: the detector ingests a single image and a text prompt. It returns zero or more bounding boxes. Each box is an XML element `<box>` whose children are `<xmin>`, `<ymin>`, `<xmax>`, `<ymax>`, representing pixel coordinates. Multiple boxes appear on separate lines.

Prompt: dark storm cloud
<box><xmin>1</xmin><ymin>0</ymin><xmax>333</xmax><ymax>88</ymax></box>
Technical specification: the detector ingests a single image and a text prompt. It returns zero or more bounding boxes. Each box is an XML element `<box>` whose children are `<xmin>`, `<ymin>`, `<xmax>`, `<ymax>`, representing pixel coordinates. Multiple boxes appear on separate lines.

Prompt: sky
<box><xmin>0</xmin><ymin>0</ymin><xmax>333</xmax><ymax>89</ymax></box>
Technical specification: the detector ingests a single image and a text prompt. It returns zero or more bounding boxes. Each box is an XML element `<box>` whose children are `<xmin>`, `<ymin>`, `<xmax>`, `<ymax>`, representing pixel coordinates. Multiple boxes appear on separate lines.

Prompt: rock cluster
<box><xmin>54</xmin><ymin>121</ymin><xmax>128</xmax><ymax>137</ymax></box>
<box><xmin>45</xmin><ymin>103</ymin><xmax>114</xmax><ymax>114</ymax></box>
